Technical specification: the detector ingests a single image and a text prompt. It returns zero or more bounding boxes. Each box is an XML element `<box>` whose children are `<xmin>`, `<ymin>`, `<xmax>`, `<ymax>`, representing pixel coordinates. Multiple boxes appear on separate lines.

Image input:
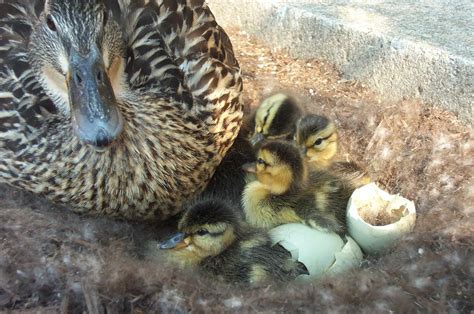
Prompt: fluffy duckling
<box><xmin>295</xmin><ymin>114</ymin><xmax>371</xmax><ymax>188</ymax></box>
<box><xmin>242</xmin><ymin>141</ymin><xmax>353</xmax><ymax>234</ymax></box>
<box><xmin>160</xmin><ymin>199</ymin><xmax>305</xmax><ymax>285</ymax></box>
<box><xmin>249</xmin><ymin>93</ymin><xmax>303</xmax><ymax>147</ymax></box>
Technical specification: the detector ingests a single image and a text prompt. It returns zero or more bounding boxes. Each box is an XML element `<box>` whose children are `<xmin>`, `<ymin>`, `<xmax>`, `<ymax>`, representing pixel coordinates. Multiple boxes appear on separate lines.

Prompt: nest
<box><xmin>0</xmin><ymin>29</ymin><xmax>472</xmax><ymax>312</ymax></box>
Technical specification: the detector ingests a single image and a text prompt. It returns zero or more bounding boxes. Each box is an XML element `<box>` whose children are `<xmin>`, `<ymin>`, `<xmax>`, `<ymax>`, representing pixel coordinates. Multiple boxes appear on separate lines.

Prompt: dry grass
<box><xmin>0</xmin><ymin>29</ymin><xmax>473</xmax><ymax>312</ymax></box>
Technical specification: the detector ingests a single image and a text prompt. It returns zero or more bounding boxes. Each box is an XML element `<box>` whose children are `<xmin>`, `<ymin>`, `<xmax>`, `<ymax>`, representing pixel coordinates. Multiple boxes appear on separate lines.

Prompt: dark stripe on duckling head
<box><xmin>268</xmin><ymin>96</ymin><xmax>303</xmax><ymax>137</ymax></box>
<box><xmin>179</xmin><ymin>199</ymin><xmax>240</xmax><ymax>230</ymax></box>
<box><xmin>259</xmin><ymin>141</ymin><xmax>305</xmax><ymax>182</ymax></box>
<box><xmin>262</xmin><ymin>110</ymin><xmax>270</xmax><ymax>130</ymax></box>
<box><xmin>297</xmin><ymin>114</ymin><xmax>331</xmax><ymax>142</ymax></box>
<box><xmin>208</xmin><ymin>231</ymin><xmax>225</xmax><ymax>237</ymax></box>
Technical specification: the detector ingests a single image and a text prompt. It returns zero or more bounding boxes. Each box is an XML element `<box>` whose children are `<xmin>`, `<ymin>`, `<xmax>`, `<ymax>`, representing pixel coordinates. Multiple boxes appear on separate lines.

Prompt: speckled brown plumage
<box><xmin>0</xmin><ymin>0</ymin><xmax>243</xmax><ymax>220</ymax></box>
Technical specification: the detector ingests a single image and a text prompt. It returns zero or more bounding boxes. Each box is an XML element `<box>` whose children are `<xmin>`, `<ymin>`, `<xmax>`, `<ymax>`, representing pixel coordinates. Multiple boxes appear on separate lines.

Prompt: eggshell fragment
<box><xmin>346</xmin><ymin>183</ymin><xmax>416</xmax><ymax>254</ymax></box>
<box><xmin>327</xmin><ymin>236</ymin><xmax>363</xmax><ymax>275</ymax></box>
<box><xmin>269</xmin><ymin>223</ymin><xmax>362</xmax><ymax>280</ymax></box>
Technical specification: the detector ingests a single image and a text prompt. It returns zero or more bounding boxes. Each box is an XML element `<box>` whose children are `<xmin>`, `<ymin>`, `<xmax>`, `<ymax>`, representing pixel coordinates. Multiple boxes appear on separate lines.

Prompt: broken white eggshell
<box><xmin>269</xmin><ymin>223</ymin><xmax>362</xmax><ymax>281</ymax></box>
<box><xmin>346</xmin><ymin>183</ymin><xmax>416</xmax><ymax>254</ymax></box>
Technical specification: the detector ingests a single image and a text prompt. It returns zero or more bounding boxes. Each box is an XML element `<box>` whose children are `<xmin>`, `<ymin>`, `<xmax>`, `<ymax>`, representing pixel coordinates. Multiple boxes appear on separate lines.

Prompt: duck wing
<box><xmin>110</xmin><ymin>0</ymin><xmax>242</xmax><ymax>124</ymax></box>
<box><xmin>0</xmin><ymin>1</ymin><xmax>58</xmax><ymax>158</ymax></box>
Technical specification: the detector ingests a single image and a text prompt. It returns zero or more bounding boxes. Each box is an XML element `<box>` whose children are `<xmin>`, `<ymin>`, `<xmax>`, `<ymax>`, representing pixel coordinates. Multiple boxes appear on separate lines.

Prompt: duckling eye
<box><xmin>196</xmin><ymin>229</ymin><xmax>208</xmax><ymax>236</ymax></box>
<box><xmin>314</xmin><ymin>138</ymin><xmax>323</xmax><ymax>146</ymax></box>
<box><xmin>46</xmin><ymin>15</ymin><xmax>57</xmax><ymax>32</ymax></box>
<box><xmin>257</xmin><ymin>158</ymin><xmax>266</xmax><ymax>166</ymax></box>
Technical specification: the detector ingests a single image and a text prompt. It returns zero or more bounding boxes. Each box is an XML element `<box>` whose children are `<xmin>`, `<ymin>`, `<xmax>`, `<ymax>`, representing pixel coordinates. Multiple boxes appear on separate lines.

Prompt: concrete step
<box><xmin>208</xmin><ymin>0</ymin><xmax>473</xmax><ymax>124</ymax></box>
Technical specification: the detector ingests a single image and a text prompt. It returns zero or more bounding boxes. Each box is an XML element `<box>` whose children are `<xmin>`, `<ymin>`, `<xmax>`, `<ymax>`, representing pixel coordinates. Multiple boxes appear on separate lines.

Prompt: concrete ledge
<box><xmin>208</xmin><ymin>0</ymin><xmax>473</xmax><ymax>124</ymax></box>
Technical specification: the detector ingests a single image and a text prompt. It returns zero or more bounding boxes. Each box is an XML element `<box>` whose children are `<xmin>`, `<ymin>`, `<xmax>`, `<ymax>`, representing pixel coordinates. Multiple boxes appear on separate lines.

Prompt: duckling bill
<box><xmin>160</xmin><ymin>199</ymin><xmax>305</xmax><ymax>285</ymax></box>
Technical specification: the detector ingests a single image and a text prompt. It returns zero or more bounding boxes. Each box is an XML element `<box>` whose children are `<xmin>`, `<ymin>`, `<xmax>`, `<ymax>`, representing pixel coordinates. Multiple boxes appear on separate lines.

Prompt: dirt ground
<box><xmin>0</xmin><ymin>29</ymin><xmax>473</xmax><ymax>312</ymax></box>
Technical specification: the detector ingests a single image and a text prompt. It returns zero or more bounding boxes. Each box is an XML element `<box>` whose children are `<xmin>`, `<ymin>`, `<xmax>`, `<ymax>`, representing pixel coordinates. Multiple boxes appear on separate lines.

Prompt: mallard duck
<box><xmin>249</xmin><ymin>93</ymin><xmax>303</xmax><ymax>147</ymax></box>
<box><xmin>242</xmin><ymin>141</ymin><xmax>353</xmax><ymax>234</ymax></box>
<box><xmin>0</xmin><ymin>0</ymin><xmax>243</xmax><ymax>220</ymax></box>
<box><xmin>160</xmin><ymin>199</ymin><xmax>305</xmax><ymax>285</ymax></box>
<box><xmin>295</xmin><ymin>114</ymin><xmax>371</xmax><ymax>188</ymax></box>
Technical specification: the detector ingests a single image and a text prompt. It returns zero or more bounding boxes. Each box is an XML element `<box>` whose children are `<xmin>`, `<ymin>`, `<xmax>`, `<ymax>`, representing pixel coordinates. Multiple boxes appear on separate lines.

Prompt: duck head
<box><xmin>243</xmin><ymin>141</ymin><xmax>307</xmax><ymax>195</ymax></box>
<box><xmin>29</xmin><ymin>0</ymin><xmax>125</xmax><ymax>150</ymax></box>
<box><xmin>250</xmin><ymin>93</ymin><xmax>303</xmax><ymax>148</ymax></box>
<box><xmin>294</xmin><ymin>114</ymin><xmax>338</xmax><ymax>165</ymax></box>
<box><xmin>160</xmin><ymin>199</ymin><xmax>240</xmax><ymax>265</ymax></box>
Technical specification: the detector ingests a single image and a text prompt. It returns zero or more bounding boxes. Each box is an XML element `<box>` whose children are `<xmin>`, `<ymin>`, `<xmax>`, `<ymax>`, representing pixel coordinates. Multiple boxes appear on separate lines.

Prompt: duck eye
<box><xmin>196</xmin><ymin>229</ymin><xmax>208</xmax><ymax>236</ymax></box>
<box><xmin>314</xmin><ymin>138</ymin><xmax>323</xmax><ymax>146</ymax></box>
<box><xmin>46</xmin><ymin>15</ymin><xmax>57</xmax><ymax>32</ymax></box>
<box><xmin>257</xmin><ymin>158</ymin><xmax>266</xmax><ymax>165</ymax></box>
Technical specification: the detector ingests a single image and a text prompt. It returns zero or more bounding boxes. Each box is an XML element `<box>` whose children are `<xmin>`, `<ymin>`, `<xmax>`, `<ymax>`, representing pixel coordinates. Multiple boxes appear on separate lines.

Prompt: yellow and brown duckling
<box><xmin>160</xmin><ymin>199</ymin><xmax>306</xmax><ymax>285</ymax></box>
<box><xmin>249</xmin><ymin>93</ymin><xmax>303</xmax><ymax>147</ymax></box>
<box><xmin>295</xmin><ymin>114</ymin><xmax>371</xmax><ymax>188</ymax></box>
<box><xmin>242</xmin><ymin>141</ymin><xmax>353</xmax><ymax>234</ymax></box>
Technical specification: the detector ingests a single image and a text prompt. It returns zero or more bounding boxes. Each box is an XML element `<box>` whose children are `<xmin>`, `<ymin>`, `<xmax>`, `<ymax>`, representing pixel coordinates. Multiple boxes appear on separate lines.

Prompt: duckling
<box><xmin>295</xmin><ymin>114</ymin><xmax>371</xmax><ymax>188</ymax></box>
<box><xmin>242</xmin><ymin>141</ymin><xmax>353</xmax><ymax>234</ymax></box>
<box><xmin>160</xmin><ymin>199</ymin><xmax>305</xmax><ymax>285</ymax></box>
<box><xmin>249</xmin><ymin>93</ymin><xmax>303</xmax><ymax>147</ymax></box>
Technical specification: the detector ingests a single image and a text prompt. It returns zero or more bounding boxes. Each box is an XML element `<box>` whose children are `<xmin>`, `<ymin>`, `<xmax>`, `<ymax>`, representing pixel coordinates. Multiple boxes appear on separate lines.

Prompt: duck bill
<box><xmin>159</xmin><ymin>232</ymin><xmax>190</xmax><ymax>250</ymax></box>
<box><xmin>242</xmin><ymin>162</ymin><xmax>257</xmax><ymax>173</ymax></box>
<box><xmin>67</xmin><ymin>47</ymin><xmax>123</xmax><ymax>150</ymax></box>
